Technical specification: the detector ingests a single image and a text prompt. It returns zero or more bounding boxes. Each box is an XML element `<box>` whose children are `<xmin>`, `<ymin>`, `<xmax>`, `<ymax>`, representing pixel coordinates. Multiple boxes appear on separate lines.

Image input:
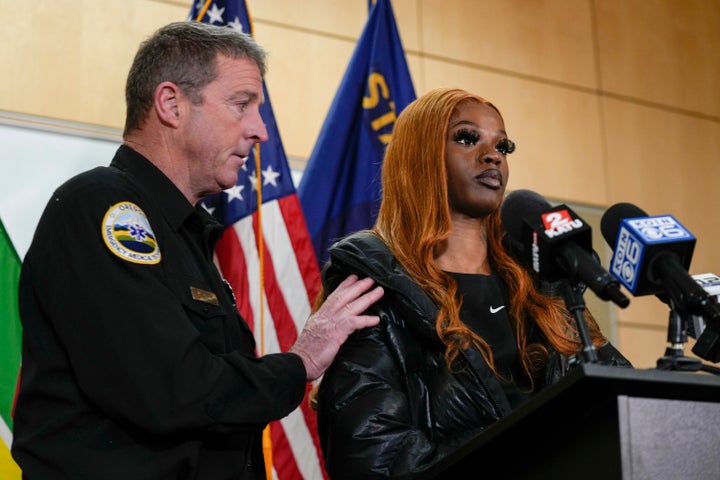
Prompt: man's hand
<box><xmin>290</xmin><ymin>275</ymin><xmax>383</xmax><ymax>380</ymax></box>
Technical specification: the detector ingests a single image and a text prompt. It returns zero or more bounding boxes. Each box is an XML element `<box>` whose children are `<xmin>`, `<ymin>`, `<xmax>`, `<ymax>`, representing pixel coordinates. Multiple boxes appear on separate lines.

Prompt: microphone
<box><xmin>500</xmin><ymin>189</ymin><xmax>629</xmax><ymax>308</ymax></box>
<box><xmin>600</xmin><ymin>202</ymin><xmax>720</xmax><ymax>362</ymax></box>
<box><xmin>600</xmin><ymin>202</ymin><xmax>697</xmax><ymax>297</ymax></box>
<box><xmin>688</xmin><ymin>273</ymin><xmax>720</xmax><ymax>339</ymax></box>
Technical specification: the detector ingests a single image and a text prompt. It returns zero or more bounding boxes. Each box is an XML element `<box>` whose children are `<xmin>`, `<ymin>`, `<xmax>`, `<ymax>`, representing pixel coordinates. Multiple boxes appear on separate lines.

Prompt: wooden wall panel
<box><xmin>254</xmin><ymin>24</ymin><xmax>356</xmax><ymax>159</ymax></box>
<box><xmin>417</xmin><ymin>0</ymin><xmax>598</xmax><ymax>89</ymax></box>
<box><xmin>594</xmin><ymin>0</ymin><xmax>720</xmax><ymax>117</ymax></box>
<box><xmin>247</xmin><ymin>0</ymin><xmax>367</xmax><ymax>39</ymax></box>
<box><xmin>0</xmin><ymin>0</ymin><xmax>184</xmax><ymax>128</ymax></box>
<box><xmin>602</xmin><ymin>97</ymin><xmax>720</xmax><ymax>273</ymax></box>
<box><xmin>618</xmin><ymin>322</ymin><xmax>670</xmax><ymax>370</ymax></box>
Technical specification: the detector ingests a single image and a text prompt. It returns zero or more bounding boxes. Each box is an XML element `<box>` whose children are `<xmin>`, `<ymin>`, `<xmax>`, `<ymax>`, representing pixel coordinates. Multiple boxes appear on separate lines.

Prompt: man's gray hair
<box><xmin>124</xmin><ymin>21</ymin><xmax>267</xmax><ymax>135</ymax></box>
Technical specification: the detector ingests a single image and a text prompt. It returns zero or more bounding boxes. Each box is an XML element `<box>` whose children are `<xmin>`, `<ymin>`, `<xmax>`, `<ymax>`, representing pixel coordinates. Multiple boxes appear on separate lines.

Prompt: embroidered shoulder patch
<box><xmin>102</xmin><ymin>201</ymin><xmax>161</xmax><ymax>264</ymax></box>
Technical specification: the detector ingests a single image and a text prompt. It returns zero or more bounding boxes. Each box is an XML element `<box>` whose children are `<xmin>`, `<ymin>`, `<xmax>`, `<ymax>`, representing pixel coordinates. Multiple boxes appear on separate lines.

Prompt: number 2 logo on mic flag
<box><xmin>541</xmin><ymin>209</ymin><xmax>573</xmax><ymax>231</ymax></box>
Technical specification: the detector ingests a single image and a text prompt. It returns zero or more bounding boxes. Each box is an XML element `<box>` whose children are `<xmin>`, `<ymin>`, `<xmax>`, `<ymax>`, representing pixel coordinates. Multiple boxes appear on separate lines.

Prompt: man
<box><xmin>11</xmin><ymin>21</ymin><xmax>383</xmax><ymax>480</ymax></box>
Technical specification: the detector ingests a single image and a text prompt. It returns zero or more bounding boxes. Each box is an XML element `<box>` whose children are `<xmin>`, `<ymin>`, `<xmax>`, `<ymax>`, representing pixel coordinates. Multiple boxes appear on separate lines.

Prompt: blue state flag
<box><xmin>298</xmin><ymin>0</ymin><xmax>416</xmax><ymax>267</ymax></box>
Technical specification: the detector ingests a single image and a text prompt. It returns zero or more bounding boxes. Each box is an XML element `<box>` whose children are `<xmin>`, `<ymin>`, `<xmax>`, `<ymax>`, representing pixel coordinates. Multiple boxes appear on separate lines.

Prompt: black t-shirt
<box><xmin>447</xmin><ymin>271</ymin><xmax>531</xmax><ymax>409</ymax></box>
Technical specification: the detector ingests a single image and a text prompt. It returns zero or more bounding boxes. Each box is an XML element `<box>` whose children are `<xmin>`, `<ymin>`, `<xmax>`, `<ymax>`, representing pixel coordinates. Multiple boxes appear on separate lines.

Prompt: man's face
<box><xmin>182</xmin><ymin>54</ymin><xmax>269</xmax><ymax>200</ymax></box>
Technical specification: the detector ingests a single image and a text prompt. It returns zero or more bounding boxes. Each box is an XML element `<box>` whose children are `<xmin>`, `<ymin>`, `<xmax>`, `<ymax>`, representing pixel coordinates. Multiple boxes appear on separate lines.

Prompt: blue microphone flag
<box><xmin>609</xmin><ymin>214</ymin><xmax>696</xmax><ymax>295</ymax></box>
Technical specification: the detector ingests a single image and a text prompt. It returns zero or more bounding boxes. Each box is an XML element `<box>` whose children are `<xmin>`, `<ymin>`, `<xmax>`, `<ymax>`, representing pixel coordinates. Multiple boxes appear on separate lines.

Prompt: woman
<box><xmin>313</xmin><ymin>88</ymin><xmax>631</xmax><ymax>479</ymax></box>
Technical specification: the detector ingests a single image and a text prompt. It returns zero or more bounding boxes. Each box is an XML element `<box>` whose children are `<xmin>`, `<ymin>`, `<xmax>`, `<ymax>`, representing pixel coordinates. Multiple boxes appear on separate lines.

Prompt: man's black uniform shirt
<box><xmin>12</xmin><ymin>145</ymin><xmax>306</xmax><ymax>480</ymax></box>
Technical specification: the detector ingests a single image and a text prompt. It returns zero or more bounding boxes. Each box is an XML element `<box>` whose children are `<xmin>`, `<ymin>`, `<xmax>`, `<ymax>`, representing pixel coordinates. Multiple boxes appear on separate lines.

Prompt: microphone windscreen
<box><xmin>500</xmin><ymin>189</ymin><xmax>552</xmax><ymax>241</ymax></box>
<box><xmin>600</xmin><ymin>202</ymin><xmax>647</xmax><ymax>248</ymax></box>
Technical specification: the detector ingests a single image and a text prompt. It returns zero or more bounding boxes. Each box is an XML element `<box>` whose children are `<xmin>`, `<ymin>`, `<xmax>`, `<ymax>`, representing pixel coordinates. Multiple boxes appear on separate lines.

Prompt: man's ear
<box><xmin>154</xmin><ymin>81</ymin><xmax>181</xmax><ymax>127</ymax></box>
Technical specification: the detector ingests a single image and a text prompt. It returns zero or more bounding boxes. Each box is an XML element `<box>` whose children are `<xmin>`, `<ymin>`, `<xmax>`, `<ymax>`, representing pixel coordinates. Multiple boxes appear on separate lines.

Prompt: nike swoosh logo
<box><xmin>489</xmin><ymin>305</ymin><xmax>505</xmax><ymax>314</ymax></box>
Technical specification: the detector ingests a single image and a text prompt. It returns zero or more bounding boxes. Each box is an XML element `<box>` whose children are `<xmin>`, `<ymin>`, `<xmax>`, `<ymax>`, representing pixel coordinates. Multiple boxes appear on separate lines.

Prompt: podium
<box><xmin>428</xmin><ymin>364</ymin><xmax>720</xmax><ymax>479</ymax></box>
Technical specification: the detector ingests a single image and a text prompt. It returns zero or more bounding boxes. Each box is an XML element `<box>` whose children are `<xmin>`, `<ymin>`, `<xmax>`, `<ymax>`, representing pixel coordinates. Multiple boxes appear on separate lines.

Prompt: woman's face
<box><xmin>445</xmin><ymin>102</ymin><xmax>514</xmax><ymax>219</ymax></box>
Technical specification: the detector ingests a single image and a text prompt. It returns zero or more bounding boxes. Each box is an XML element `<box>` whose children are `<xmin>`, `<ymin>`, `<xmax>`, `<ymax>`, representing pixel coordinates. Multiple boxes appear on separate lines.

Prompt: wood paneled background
<box><xmin>1</xmin><ymin>0</ymin><xmax>718</xmax><ymax>369</ymax></box>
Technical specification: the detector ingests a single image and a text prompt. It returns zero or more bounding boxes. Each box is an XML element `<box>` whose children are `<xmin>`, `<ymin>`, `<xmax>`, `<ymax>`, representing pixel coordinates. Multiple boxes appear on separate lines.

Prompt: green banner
<box><xmin>0</xmin><ymin>218</ymin><xmax>22</xmax><ymax>438</ymax></box>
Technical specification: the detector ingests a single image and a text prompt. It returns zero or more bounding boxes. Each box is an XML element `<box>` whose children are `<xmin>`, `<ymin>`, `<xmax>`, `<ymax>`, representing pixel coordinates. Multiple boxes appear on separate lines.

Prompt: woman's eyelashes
<box><xmin>453</xmin><ymin>128</ymin><xmax>480</xmax><ymax>146</ymax></box>
<box><xmin>452</xmin><ymin>128</ymin><xmax>516</xmax><ymax>155</ymax></box>
<box><xmin>496</xmin><ymin>138</ymin><xmax>516</xmax><ymax>155</ymax></box>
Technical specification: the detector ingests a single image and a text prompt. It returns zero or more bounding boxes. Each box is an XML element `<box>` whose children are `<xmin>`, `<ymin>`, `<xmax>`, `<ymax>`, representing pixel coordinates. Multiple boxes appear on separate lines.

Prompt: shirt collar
<box><xmin>110</xmin><ymin>145</ymin><xmax>222</xmax><ymax>237</ymax></box>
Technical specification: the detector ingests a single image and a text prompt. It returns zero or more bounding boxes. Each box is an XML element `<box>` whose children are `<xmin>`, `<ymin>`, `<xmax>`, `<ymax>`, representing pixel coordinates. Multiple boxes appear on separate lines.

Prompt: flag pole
<box><xmin>194</xmin><ymin>0</ymin><xmax>212</xmax><ymax>22</ymax></box>
<box><xmin>191</xmin><ymin>5</ymin><xmax>271</xmax><ymax>475</ymax></box>
<box><xmin>254</xmin><ymin>131</ymin><xmax>273</xmax><ymax>480</ymax></box>
<box><xmin>188</xmin><ymin>1</ymin><xmax>324</xmax><ymax>475</ymax></box>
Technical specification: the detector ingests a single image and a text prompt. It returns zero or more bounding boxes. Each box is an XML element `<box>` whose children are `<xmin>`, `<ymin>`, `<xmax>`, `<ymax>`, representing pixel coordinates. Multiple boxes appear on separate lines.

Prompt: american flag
<box><xmin>188</xmin><ymin>2</ymin><xmax>324</xmax><ymax>479</ymax></box>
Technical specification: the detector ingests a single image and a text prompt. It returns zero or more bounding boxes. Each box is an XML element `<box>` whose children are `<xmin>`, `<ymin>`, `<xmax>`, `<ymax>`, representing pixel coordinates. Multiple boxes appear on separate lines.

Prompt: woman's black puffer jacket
<box><xmin>316</xmin><ymin>232</ymin><xmax>631</xmax><ymax>479</ymax></box>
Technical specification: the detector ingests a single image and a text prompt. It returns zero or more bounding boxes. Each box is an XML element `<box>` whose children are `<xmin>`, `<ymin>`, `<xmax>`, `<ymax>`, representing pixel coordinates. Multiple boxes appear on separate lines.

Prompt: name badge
<box><xmin>190</xmin><ymin>286</ymin><xmax>219</xmax><ymax>305</ymax></box>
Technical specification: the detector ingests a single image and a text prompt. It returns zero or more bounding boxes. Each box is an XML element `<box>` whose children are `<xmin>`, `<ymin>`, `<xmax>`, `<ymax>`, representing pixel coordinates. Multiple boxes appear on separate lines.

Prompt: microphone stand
<box><xmin>656</xmin><ymin>303</ymin><xmax>720</xmax><ymax>375</ymax></box>
<box><xmin>561</xmin><ymin>282</ymin><xmax>599</xmax><ymax>364</ymax></box>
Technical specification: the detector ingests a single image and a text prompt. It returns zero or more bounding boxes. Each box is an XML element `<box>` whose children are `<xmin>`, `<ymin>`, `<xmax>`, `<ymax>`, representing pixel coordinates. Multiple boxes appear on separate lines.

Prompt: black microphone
<box><xmin>500</xmin><ymin>189</ymin><xmax>629</xmax><ymax>308</ymax></box>
<box><xmin>600</xmin><ymin>202</ymin><xmax>720</xmax><ymax>362</ymax></box>
<box><xmin>689</xmin><ymin>273</ymin><xmax>720</xmax><ymax>339</ymax></box>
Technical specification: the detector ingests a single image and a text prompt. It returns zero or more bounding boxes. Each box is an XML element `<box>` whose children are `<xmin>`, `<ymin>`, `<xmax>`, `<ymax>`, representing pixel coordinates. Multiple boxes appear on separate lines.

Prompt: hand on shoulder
<box><xmin>290</xmin><ymin>274</ymin><xmax>383</xmax><ymax>380</ymax></box>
